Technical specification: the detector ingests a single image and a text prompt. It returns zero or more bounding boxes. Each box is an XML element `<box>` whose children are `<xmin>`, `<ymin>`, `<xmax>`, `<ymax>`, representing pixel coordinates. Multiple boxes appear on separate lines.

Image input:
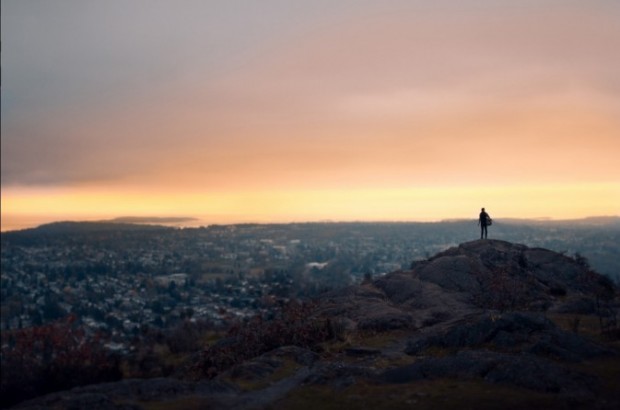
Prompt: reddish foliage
<box><xmin>0</xmin><ymin>315</ymin><xmax>121</xmax><ymax>408</ymax></box>
<box><xmin>193</xmin><ymin>300</ymin><xmax>331</xmax><ymax>379</ymax></box>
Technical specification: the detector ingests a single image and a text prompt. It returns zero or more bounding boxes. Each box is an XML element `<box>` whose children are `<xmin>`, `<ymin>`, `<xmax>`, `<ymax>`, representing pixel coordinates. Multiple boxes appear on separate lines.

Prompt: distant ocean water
<box><xmin>1</xmin><ymin>214</ymin><xmax>101</xmax><ymax>232</ymax></box>
<box><xmin>0</xmin><ymin>214</ymin><xmax>209</xmax><ymax>232</ymax></box>
<box><xmin>0</xmin><ymin>214</ymin><xmax>298</xmax><ymax>232</ymax></box>
<box><xmin>2</xmin><ymin>214</ymin><xmax>617</xmax><ymax>233</ymax></box>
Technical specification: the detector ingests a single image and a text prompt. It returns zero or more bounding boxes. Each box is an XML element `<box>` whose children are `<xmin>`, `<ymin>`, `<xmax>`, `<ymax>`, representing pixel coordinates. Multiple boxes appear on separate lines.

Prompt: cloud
<box><xmin>2</xmin><ymin>0</ymin><xmax>619</xmax><ymax>190</ymax></box>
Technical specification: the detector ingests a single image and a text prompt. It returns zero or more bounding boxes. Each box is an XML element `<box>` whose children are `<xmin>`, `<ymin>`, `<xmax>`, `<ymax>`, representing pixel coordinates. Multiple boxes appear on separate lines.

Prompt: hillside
<box><xmin>3</xmin><ymin>218</ymin><xmax>619</xmax><ymax>281</ymax></box>
<box><xmin>11</xmin><ymin>240</ymin><xmax>619</xmax><ymax>410</ymax></box>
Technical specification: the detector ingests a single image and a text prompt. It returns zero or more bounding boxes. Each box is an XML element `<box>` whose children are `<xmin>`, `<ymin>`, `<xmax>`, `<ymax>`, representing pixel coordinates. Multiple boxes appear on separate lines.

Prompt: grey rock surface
<box><xmin>10</xmin><ymin>240</ymin><xmax>619</xmax><ymax>410</ymax></box>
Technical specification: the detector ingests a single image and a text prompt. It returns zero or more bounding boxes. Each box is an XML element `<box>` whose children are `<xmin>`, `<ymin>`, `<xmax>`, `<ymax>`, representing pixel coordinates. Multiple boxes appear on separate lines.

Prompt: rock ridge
<box><xmin>11</xmin><ymin>240</ymin><xmax>619</xmax><ymax>409</ymax></box>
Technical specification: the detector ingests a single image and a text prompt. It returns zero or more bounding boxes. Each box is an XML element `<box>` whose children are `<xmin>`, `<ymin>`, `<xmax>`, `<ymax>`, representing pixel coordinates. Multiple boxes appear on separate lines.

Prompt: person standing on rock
<box><xmin>478</xmin><ymin>207</ymin><xmax>491</xmax><ymax>239</ymax></box>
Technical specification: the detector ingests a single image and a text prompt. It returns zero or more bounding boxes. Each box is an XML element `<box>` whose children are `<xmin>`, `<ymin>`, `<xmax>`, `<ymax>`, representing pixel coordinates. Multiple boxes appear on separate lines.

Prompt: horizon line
<box><xmin>2</xmin><ymin>214</ymin><xmax>619</xmax><ymax>233</ymax></box>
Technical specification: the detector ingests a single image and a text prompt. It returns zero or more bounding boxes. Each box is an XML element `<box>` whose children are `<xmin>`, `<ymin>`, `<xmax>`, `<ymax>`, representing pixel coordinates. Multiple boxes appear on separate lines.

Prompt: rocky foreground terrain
<box><xmin>13</xmin><ymin>240</ymin><xmax>620</xmax><ymax>410</ymax></box>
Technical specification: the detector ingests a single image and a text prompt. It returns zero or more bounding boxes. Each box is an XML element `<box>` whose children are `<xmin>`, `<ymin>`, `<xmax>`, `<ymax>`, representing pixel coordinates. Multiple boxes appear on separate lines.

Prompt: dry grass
<box><xmin>225</xmin><ymin>358</ymin><xmax>302</xmax><ymax>392</ymax></box>
<box><xmin>353</xmin><ymin>329</ymin><xmax>412</xmax><ymax>349</ymax></box>
<box><xmin>135</xmin><ymin>396</ymin><xmax>222</xmax><ymax>410</ymax></box>
<box><xmin>267</xmin><ymin>379</ymin><xmax>572</xmax><ymax>410</ymax></box>
<box><xmin>369</xmin><ymin>354</ymin><xmax>417</xmax><ymax>370</ymax></box>
<box><xmin>322</xmin><ymin>328</ymin><xmax>412</xmax><ymax>350</ymax></box>
<box><xmin>573</xmin><ymin>356</ymin><xmax>620</xmax><ymax>401</ymax></box>
<box><xmin>547</xmin><ymin>313</ymin><xmax>620</xmax><ymax>348</ymax></box>
<box><xmin>548</xmin><ymin>313</ymin><xmax>601</xmax><ymax>335</ymax></box>
<box><xmin>269</xmin><ymin>325</ymin><xmax>620</xmax><ymax>410</ymax></box>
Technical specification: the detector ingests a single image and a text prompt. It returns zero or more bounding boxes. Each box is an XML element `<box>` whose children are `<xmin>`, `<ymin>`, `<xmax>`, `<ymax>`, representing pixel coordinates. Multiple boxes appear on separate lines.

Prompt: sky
<box><xmin>2</xmin><ymin>0</ymin><xmax>619</xmax><ymax>230</ymax></box>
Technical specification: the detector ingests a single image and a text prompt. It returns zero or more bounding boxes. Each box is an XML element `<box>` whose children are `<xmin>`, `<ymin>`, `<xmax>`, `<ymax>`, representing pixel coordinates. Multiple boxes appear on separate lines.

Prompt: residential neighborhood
<box><xmin>2</xmin><ymin>220</ymin><xmax>618</xmax><ymax>354</ymax></box>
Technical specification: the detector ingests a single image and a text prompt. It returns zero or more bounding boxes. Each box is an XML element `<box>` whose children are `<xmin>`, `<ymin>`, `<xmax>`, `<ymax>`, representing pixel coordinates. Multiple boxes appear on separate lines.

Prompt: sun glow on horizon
<box><xmin>2</xmin><ymin>1</ymin><xmax>619</xmax><ymax>232</ymax></box>
<box><xmin>2</xmin><ymin>182</ymin><xmax>618</xmax><ymax>231</ymax></box>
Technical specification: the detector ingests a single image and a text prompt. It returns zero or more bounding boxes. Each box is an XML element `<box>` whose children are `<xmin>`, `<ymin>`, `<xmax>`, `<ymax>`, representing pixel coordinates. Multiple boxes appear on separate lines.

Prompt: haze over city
<box><xmin>2</xmin><ymin>0</ymin><xmax>619</xmax><ymax>231</ymax></box>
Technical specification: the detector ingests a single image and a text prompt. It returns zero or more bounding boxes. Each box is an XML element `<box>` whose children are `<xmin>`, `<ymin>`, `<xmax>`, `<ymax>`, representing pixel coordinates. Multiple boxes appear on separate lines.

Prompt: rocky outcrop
<box><xmin>318</xmin><ymin>240</ymin><xmax>616</xmax><ymax>332</ymax></box>
<box><xmin>381</xmin><ymin>350</ymin><xmax>599</xmax><ymax>397</ymax></box>
<box><xmin>405</xmin><ymin>312</ymin><xmax>614</xmax><ymax>361</ymax></box>
<box><xmin>411</xmin><ymin>239</ymin><xmax>614</xmax><ymax>311</ymax></box>
<box><xmin>225</xmin><ymin>346</ymin><xmax>319</xmax><ymax>381</ymax></box>
<box><xmin>11</xmin><ymin>240</ymin><xmax>619</xmax><ymax>410</ymax></box>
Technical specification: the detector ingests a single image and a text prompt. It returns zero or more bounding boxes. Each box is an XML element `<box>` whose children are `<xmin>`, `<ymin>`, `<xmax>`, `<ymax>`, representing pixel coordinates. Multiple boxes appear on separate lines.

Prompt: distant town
<box><xmin>1</xmin><ymin>219</ymin><xmax>618</xmax><ymax>353</ymax></box>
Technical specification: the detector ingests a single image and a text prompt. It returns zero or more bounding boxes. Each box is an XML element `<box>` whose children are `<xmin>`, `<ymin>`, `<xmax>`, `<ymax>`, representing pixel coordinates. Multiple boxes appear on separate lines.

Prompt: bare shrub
<box><xmin>1</xmin><ymin>315</ymin><xmax>121</xmax><ymax>408</ymax></box>
<box><xmin>192</xmin><ymin>300</ymin><xmax>331</xmax><ymax>379</ymax></box>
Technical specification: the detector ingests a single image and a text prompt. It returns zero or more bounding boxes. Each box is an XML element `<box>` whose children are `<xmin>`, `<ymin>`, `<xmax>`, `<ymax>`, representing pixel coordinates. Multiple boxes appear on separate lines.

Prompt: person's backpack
<box><xmin>486</xmin><ymin>216</ymin><xmax>493</xmax><ymax>226</ymax></box>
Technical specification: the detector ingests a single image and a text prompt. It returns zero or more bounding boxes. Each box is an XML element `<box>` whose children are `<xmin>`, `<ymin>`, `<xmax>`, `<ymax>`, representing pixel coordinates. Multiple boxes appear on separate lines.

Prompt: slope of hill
<box><xmin>11</xmin><ymin>240</ymin><xmax>619</xmax><ymax>410</ymax></box>
<box><xmin>3</xmin><ymin>218</ymin><xmax>619</xmax><ymax>281</ymax></box>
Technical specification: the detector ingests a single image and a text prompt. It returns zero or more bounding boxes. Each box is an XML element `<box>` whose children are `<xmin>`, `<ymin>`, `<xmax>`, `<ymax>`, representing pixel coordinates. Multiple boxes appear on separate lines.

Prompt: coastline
<box><xmin>0</xmin><ymin>214</ymin><xmax>206</xmax><ymax>232</ymax></box>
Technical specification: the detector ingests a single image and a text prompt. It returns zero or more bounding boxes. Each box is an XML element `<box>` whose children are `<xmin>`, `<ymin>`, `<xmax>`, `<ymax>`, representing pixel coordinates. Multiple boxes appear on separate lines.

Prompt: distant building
<box><xmin>154</xmin><ymin>273</ymin><xmax>188</xmax><ymax>287</ymax></box>
<box><xmin>306</xmin><ymin>262</ymin><xmax>328</xmax><ymax>270</ymax></box>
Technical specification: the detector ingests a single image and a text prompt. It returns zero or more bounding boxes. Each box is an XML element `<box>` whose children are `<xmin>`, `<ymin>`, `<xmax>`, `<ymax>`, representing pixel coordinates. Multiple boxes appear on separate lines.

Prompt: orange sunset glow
<box><xmin>2</xmin><ymin>1</ymin><xmax>619</xmax><ymax>231</ymax></box>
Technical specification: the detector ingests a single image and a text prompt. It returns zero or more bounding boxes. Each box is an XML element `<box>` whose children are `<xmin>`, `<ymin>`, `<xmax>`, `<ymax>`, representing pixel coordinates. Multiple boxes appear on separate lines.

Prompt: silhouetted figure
<box><xmin>478</xmin><ymin>207</ymin><xmax>491</xmax><ymax>239</ymax></box>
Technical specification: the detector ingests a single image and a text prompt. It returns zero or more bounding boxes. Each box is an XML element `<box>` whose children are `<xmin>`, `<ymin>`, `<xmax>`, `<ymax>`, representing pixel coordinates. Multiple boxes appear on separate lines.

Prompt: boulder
<box><xmin>405</xmin><ymin>312</ymin><xmax>614</xmax><ymax>361</ymax></box>
<box><xmin>381</xmin><ymin>350</ymin><xmax>598</xmax><ymax>396</ymax></box>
